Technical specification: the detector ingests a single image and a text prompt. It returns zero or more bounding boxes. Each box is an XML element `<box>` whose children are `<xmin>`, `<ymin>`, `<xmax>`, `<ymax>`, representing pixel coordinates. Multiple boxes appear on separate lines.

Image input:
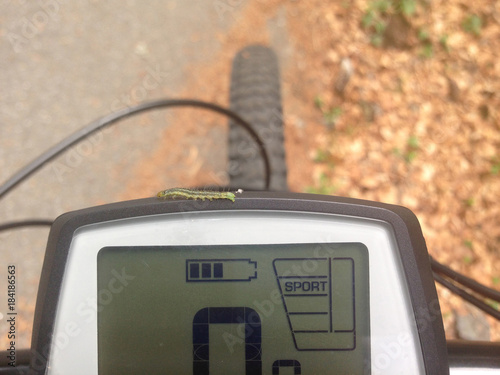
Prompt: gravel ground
<box><xmin>1</xmin><ymin>0</ymin><xmax>498</xmax><ymax>356</ymax></box>
<box><xmin>117</xmin><ymin>0</ymin><xmax>500</xmax><ymax>342</ymax></box>
<box><xmin>0</xmin><ymin>0</ymin><xmax>248</xmax><ymax>349</ymax></box>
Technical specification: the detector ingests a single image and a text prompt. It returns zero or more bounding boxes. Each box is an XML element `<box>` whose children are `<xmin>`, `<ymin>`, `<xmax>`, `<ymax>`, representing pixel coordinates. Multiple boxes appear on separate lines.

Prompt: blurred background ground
<box><xmin>1</xmin><ymin>0</ymin><xmax>499</xmax><ymax>348</ymax></box>
<box><xmin>0</xmin><ymin>0</ymin><xmax>248</xmax><ymax>349</ymax></box>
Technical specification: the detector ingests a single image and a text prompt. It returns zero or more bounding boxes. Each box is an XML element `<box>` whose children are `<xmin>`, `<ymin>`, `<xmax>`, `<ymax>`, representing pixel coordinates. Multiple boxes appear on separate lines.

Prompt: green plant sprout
<box><xmin>324</xmin><ymin>107</ymin><xmax>343</xmax><ymax>127</ymax></box>
<box><xmin>420</xmin><ymin>44</ymin><xmax>433</xmax><ymax>58</ymax></box>
<box><xmin>314</xmin><ymin>95</ymin><xmax>342</xmax><ymax>128</ymax></box>
<box><xmin>439</xmin><ymin>34</ymin><xmax>450</xmax><ymax>52</ymax></box>
<box><xmin>463</xmin><ymin>255</ymin><xmax>473</xmax><ymax>264</ymax></box>
<box><xmin>313</xmin><ymin>149</ymin><xmax>330</xmax><ymax>163</ymax></box>
<box><xmin>392</xmin><ymin>135</ymin><xmax>419</xmax><ymax>163</ymax></box>
<box><xmin>305</xmin><ymin>173</ymin><xmax>337</xmax><ymax>195</ymax></box>
<box><xmin>463</xmin><ymin>14</ymin><xmax>482</xmax><ymax>36</ymax></box>
<box><xmin>486</xmin><ymin>299</ymin><xmax>499</xmax><ymax>310</ymax></box>
<box><xmin>416</xmin><ymin>28</ymin><xmax>433</xmax><ymax>58</ymax></box>
<box><xmin>464</xmin><ymin>198</ymin><xmax>475</xmax><ymax>207</ymax></box>
<box><xmin>398</xmin><ymin>0</ymin><xmax>417</xmax><ymax>16</ymax></box>
<box><xmin>314</xmin><ymin>95</ymin><xmax>324</xmax><ymax>110</ymax></box>
<box><xmin>463</xmin><ymin>240</ymin><xmax>473</xmax><ymax>250</ymax></box>
<box><xmin>362</xmin><ymin>0</ymin><xmax>390</xmax><ymax>46</ymax></box>
<box><xmin>491</xmin><ymin>156</ymin><xmax>500</xmax><ymax>175</ymax></box>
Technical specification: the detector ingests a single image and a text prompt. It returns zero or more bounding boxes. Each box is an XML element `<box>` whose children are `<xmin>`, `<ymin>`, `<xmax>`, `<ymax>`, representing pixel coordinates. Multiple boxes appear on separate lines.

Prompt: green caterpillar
<box><xmin>156</xmin><ymin>188</ymin><xmax>237</xmax><ymax>202</ymax></box>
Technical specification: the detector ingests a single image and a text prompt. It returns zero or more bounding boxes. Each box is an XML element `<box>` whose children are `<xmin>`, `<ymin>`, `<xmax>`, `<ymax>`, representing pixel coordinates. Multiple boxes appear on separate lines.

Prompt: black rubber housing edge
<box><xmin>29</xmin><ymin>192</ymin><xmax>448</xmax><ymax>374</ymax></box>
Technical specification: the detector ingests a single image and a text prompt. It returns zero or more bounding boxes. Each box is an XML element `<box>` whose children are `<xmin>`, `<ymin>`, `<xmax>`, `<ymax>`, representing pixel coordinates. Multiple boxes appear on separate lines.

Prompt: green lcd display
<box><xmin>97</xmin><ymin>243</ymin><xmax>370</xmax><ymax>374</ymax></box>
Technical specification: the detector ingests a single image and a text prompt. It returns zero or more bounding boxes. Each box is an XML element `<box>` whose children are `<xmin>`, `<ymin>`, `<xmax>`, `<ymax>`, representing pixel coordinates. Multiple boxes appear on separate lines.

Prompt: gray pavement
<box><xmin>0</xmin><ymin>0</ymin><xmax>249</xmax><ymax>348</ymax></box>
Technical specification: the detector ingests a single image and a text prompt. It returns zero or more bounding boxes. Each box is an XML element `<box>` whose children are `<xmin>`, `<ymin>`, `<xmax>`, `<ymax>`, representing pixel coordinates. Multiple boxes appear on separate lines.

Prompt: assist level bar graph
<box><xmin>273</xmin><ymin>257</ymin><xmax>356</xmax><ymax>351</ymax></box>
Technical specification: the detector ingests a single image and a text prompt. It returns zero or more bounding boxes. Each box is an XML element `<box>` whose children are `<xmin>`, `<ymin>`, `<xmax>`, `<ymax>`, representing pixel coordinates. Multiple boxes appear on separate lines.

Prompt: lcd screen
<box><xmin>97</xmin><ymin>243</ymin><xmax>370</xmax><ymax>374</ymax></box>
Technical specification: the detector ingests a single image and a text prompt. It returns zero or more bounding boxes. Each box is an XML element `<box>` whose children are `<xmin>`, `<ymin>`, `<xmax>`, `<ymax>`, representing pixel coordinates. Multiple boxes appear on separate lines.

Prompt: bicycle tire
<box><xmin>228</xmin><ymin>45</ymin><xmax>288</xmax><ymax>191</ymax></box>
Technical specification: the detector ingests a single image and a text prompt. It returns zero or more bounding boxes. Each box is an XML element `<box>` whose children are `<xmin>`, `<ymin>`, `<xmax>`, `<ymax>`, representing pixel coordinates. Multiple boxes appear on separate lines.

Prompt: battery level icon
<box><xmin>186</xmin><ymin>259</ymin><xmax>257</xmax><ymax>282</ymax></box>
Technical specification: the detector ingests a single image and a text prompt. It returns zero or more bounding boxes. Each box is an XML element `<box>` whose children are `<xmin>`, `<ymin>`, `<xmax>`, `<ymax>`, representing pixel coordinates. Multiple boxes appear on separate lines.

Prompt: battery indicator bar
<box><xmin>186</xmin><ymin>259</ymin><xmax>257</xmax><ymax>282</ymax></box>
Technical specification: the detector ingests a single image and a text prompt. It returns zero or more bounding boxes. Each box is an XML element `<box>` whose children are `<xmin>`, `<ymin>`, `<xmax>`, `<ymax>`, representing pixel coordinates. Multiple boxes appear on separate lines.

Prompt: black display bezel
<box><xmin>29</xmin><ymin>191</ymin><xmax>449</xmax><ymax>374</ymax></box>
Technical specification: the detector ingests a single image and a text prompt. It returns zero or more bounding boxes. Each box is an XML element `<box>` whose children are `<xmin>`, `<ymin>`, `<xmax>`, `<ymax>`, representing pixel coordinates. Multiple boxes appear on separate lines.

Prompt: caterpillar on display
<box><xmin>156</xmin><ymin>188</ymin><xmax>238</xmax><ymax>202</ymax></box>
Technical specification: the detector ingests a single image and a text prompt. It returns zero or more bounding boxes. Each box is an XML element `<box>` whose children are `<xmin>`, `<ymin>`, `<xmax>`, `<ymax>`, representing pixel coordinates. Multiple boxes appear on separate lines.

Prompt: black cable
<box><xmin>0</xmin><ymin>219</ymin><xmax>53</xmax><ymax>233</ymax></box>
<box><xmin>433</xmin><ymin>272</ymin><xmax>500</xmax><ymax>321</ymax></box>
<box><xmin>0</xmin><ymin>99</ymin><xmax>272</xmax><ymax>200</ymax></box>
<box><xmin>430</xmin><ymin>256</ymin><xmax>500</xmax><ymax>302</ymax></box>
<box><xmin>4</xmin><ymin>98</ymin><xmax>499</xmax><ymax>320</ymax></box>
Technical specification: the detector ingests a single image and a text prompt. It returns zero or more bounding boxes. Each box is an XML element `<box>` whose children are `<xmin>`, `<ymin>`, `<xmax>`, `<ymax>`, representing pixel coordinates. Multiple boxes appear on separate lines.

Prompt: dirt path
<box><xmin>119</xmin><ymin>0</ymin><xmax>500</xmax><ymax>340</ymax></box>
<box><xmin>0</xmin><ymin>0</ymin><xmax>249</xmax><ymax>349</ymax></box>
<box><xmin>1</xmin><ymin>0</ymin><xmax>497</xmax><ymax>350</ymax></box>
